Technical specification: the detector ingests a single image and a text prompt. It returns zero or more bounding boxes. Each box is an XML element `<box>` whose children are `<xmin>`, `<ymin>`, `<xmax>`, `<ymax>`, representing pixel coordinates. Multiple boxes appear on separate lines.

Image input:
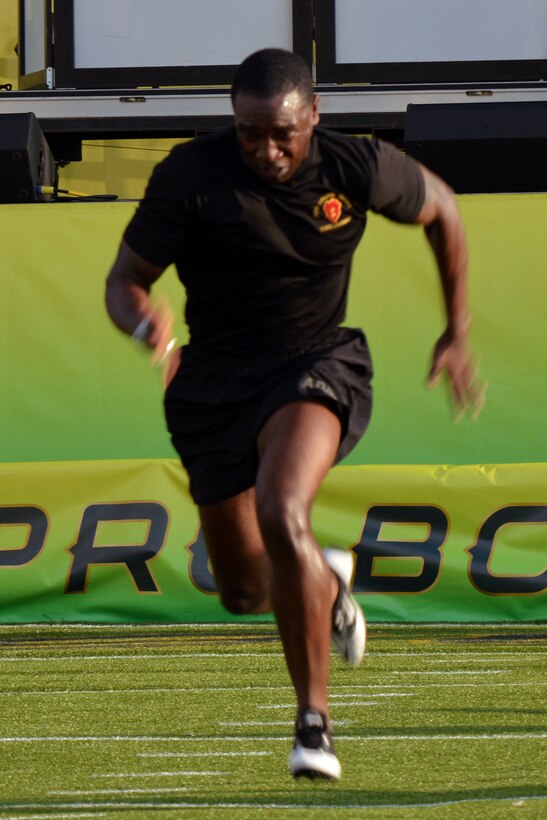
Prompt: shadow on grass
<box><xmin>1</xmin><ymin>785</ymin><xmax>546</xmax><ymax>812</ymax></box>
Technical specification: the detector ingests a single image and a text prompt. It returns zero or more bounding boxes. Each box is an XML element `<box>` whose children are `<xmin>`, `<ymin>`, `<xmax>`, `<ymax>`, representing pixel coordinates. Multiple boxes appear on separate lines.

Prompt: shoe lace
<box><xmin>296</xmin><ymin>710</ymin><xmax>328</xmax><ymax>750</ymax></box>
<box><xmin>297</xmin><ymin>724</ymin><xmax>325</xmax><ymax>749</ymax></box>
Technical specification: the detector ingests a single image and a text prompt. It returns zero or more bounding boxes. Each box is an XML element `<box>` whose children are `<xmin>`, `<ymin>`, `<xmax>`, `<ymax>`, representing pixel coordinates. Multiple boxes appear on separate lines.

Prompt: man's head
<box><xmin>231</xmin><ymin>49</ymin><xmax>319</xmax><ymax>184</ymax></box>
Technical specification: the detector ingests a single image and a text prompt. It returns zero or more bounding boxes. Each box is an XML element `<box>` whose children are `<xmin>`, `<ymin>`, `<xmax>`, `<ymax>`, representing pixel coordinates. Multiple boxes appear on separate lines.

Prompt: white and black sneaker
<box><xmin>289</xmin><ymin>708</ymin><xmax>341</xmax><ymax>781</ymax></box>
<box><xmin>324</xmin><ymin>548</ymin><xmax>366</xmax><ymax>667</ymax></box>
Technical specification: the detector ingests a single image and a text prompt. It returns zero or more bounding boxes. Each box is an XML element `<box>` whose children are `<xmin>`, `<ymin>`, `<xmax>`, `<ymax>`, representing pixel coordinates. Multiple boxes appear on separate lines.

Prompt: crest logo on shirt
<box><xmin>323</xmin><ymin>196</ymin><xmax>343</xmax><ymax>224</ymax></box>
<box><xmin>313</xmin><ymin>192</ymin><xmax>353</xmax><ymax>232</ymax></box>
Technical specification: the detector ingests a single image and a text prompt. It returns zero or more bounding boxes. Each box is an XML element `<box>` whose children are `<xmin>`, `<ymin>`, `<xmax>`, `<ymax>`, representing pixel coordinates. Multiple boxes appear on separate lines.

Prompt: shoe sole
<box><xmin>289</xmin><ymin>746</ymin><xmax>341</xmax><ymax>781</ymax></box>
<box><xmin>293</xmin><ymin>768</ymin><xmax>338</xmax><ymax>781</ymax></box>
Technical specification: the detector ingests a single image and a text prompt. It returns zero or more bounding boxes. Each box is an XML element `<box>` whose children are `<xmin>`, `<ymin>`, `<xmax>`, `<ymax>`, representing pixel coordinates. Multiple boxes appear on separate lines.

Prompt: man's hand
<box><xmin>428</xmin><ymin>328</ymin><xmax>486</xmax><ymax>421</ymax></box>
<box><xmin>106</xmin><ymin>241</ymin><xmax>179</xmax><ymax>384</ymax></box>
<box><xmin>131</xmin><ymin>296</ymin><xmax>179</xmax><ymax>385</ymax></box>
<box><xmin>140</xmin><ymin>295</ymin><xmax>176</xmax><ymax>368</ymax></box>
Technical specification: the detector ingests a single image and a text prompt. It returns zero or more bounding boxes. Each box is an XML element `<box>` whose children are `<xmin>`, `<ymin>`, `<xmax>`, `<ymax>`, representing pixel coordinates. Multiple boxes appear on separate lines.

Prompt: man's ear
<box><xmin>312</xmin><ymin>94</ymin><xmax>321</xmax><ymax>126</ymax></box>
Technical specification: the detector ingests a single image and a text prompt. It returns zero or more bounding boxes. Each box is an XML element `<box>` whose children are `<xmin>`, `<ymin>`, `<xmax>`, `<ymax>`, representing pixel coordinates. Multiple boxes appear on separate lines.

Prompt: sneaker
<box><xmin>289</xmin><ymin>708</ymin><xmax>341</xmax><ymax>781</ymax></box>
<box><xmin>324</xmin><ymin>548</ymin><xmax>366</xmax><ymax>667</ymax></box>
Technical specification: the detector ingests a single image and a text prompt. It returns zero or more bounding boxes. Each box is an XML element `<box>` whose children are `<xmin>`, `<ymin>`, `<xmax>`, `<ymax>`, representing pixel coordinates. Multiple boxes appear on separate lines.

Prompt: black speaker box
<box><xmin>404</xmin><ymin>101</ymin><xmax>547</xmax><ymax>194</ymax></box>
<box><xmin>0</xmin><ymin>112</ymin><xmax>55</xmax><ymax>203</ymax></box>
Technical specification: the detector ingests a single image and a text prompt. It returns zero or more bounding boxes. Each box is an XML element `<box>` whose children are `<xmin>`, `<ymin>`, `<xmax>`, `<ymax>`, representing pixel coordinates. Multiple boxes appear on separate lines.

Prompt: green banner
<box><xmin>1</xmin><ymin>198</ymin><xmax>546</xmax><ymax>622</ymax></box>
<box><xmin>0</xmin><ymin>459</ymin><xmax>545</xmax><ymax>623</ymax></box>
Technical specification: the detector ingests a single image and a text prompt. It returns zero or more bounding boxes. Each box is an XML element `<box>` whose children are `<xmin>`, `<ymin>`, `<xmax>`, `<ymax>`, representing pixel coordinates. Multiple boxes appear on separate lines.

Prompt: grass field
<box><xmin>0</xmin><ymin>622</ymin><xmax>545</xmax><ymax>819</ymax></box>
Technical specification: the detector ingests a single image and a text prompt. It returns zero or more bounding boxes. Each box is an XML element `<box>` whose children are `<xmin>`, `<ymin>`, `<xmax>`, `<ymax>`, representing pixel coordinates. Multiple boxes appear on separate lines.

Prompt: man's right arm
<box><xmin>413</xmin><ymin>164</ymin><xmax>485</xmax><ymax>419</ymax></box>
<box><xmin>105</xmin><ymin>240</ymin><xmax>174</xmax><ymax>363</ymax></box>
<box><xmin>367</xmin><ymin>139</ymin><xmax>485</xmax><ymax>419</ymax></box>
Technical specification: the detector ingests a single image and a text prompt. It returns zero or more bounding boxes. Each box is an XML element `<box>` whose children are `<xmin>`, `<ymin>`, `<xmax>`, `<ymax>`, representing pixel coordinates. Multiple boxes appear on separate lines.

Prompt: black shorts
<box><xmin>164</xmin><ymin>327</ymin><xmax>373</xmax><ymax>505</ymax></box>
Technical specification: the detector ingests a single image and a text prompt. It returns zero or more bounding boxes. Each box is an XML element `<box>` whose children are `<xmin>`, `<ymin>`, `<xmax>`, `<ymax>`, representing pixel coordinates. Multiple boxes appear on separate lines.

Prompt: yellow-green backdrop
<box><xmin>0</xmin><ymin>200</ymin><xmax>546</xmax><ymax>622</ymax></box>
<box><xmin>0</xmin><ymin>5</ymin><xmax>546</xmax><ymax>621</ymax></box>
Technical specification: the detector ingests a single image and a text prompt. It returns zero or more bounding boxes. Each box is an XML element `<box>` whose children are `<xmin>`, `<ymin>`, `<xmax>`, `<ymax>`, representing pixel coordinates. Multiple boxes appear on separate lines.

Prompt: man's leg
<box><xmin>199</xmin><ymin>488</ymin><xmax>271</xmax><ymax>615</ymax></box>
<box><xmin>198</xmin><ymin>402</ymin><xmax>340</xmax><ymax>695</ymax></box>
<box><xmin>198</xmin><ymin>399</ymin><xmax>340</xmax><ymax>682</ymax></box>
<box><xmin>255</xmin><ymin>401</ymin><xmax>340</xmax><ymax>715</ymax></box>
<box><xmin>197</xmin><ymin>400</ymin><xmax>351</xmax><ymax>779</ymax></box>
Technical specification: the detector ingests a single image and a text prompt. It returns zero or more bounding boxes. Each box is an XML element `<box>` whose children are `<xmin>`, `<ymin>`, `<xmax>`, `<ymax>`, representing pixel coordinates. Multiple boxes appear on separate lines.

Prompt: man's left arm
<box><xmin>414</xmin><ymin>163</ymin><xmax>486</xmax><ymax>419</ymax></box>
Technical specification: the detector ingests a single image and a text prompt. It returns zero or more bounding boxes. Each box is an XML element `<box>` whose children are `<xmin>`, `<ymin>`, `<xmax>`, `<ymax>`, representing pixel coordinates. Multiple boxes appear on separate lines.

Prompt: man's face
<box><xmin>233</xmin><ymin>89</ymin><xmax>320</xmax><ymax>184</ymax></box>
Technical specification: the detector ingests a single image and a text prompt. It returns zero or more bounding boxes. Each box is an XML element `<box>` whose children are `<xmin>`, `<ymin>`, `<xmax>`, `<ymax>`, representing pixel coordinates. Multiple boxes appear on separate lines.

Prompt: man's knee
<box><xmin>219</xmin><ymin>585</ymin><xmax>269</xmax><ymax>615</ymax></box>
<box><xmin>255</xmin><ymin>491</ymin><xmax>308</xmax><ymax>557</ymax></box>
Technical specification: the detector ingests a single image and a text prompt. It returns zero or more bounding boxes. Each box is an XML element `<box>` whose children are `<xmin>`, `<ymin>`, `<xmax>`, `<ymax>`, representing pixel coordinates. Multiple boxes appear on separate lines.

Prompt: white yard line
<box><xmin>3</xmin><ymin>795</ymin><xmax>547</xmax><ymax>812</ymax></box>
<box><xmin>91</xmin><ymin>770</ymin><xmax>227</xmax><ymax>778</ymax></box>
<box><xmin>138</xmin><ymin>751</ymin><xmax>272</xmax><ymax>757</ymax></box>
<box><xmin>382</xmin><ymin>657</ymin><xmax>539</xmax><ymax>662</ymax></box>
<box><xmin>0</xmin><ymin>652</ymin><xmax>284</xmax><ymax>661</ymax></box>
<box><xmin>4</xmin><ymin>814</ymin><xmax>106</xmax><ymax>820</ymax></box>
<box><xmin>331</xmin><ymin>692</ymin><xmax>414</xmax><ymax>698</ymax></box>
<box><xmin>260</xmin><ymin>694</ymin><xmax>413</xmax><ymax>707</ymax></box>
<box><xmin>391</xmin><ymin>670</ymin><xmax>505</xmax><ymax>675</ymax></box>
<box><xmin>258</xmin><ymin>702</ymin><xmax>381</xmax><ymax>708</ymax></box>
<box><xmin>50</xmin><ymin>787</ymin><xmax>190</xmax><ymax>795</ymax></box>
<box><xmin>219</xmin><ymin>720</ymin><xmax>350</xmax><ymax>727</ymax></box>
<box><xmin>376</xmin><ymin>651</ymin><xmax>546</xmax><ymax>657</ymax></box>
<box><xmin>339</xmin><ymin>732</ymin><xmax>547</xmax><ymax>741</ymax></box>
<box><xmin>0</xmin><ymin>732</ymin><xmax>545</xmax><ymax>743</ymax></box>
<box><xmin>0</xmin><ymin>650</ymin><xmax>545</xmax><ymax>662</ymax></box>
<box><xmin>0</xmin><ymin>681</ymin><xmax>544</xmax><ymax>696</ymax></box>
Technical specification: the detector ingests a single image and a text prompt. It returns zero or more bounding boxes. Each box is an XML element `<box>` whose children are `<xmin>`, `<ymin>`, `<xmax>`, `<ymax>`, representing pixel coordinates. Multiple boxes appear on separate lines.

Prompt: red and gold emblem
<box><xmin>313</xmin><ymin>192</ymin><xmax>353</xmax><ymax>232</ymax></box>
<box><xmin>322</xmin><ymin>196</ymin><xmax>343</xmax><ymax>224</ymax></box>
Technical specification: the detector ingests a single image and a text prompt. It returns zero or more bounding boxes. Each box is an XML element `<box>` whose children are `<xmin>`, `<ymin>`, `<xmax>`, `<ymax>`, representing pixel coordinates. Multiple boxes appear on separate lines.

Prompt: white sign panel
<box><xmin>23</xmin><ymin>0</ymin><xmax>46</xmax><ymax>74</ymax></box>
<box><xmin>73</xmin><ymin>0</ymin><xmax>293</xmax><ymax>69</ymax></box>
<box><xmin>335</xmin><ymin>0</ymin><xmax>547</xmax><ymax>64</ymax></box>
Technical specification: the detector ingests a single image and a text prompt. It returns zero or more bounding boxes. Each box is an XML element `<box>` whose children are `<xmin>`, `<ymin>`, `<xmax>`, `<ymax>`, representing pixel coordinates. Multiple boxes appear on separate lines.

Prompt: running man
<box><xmin>105</xmin><ymin>48</ymin><xmax>483</xmax><ymax>780</ymax></box>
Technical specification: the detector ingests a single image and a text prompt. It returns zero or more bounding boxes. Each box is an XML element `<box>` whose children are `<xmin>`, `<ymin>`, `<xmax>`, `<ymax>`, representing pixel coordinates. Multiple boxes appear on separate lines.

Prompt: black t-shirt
<box><xmin>124</xmin><ymin>127</ymin><xmax>425</xmax><ymax>356</ymax></box>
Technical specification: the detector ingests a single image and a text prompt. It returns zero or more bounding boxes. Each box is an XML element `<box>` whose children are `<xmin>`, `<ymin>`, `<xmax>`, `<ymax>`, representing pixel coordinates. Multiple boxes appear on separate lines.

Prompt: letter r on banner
<box><xmin>353</xmin><ymin>505</ymin><xmax>448</xmax><ymax>593</ymax></box>
<box><xmin>66</xmin><ymin>502</ymin><xmax>168</xmax><ymax>593</ymax></box>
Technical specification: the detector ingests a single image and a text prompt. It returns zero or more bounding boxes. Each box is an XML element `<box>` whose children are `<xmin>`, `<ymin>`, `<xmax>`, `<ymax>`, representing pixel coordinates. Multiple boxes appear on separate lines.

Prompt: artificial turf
<box><xmin>0</xmin><ymin>622</ymin><xmax>545</xmax><ymax>819</ymax></box>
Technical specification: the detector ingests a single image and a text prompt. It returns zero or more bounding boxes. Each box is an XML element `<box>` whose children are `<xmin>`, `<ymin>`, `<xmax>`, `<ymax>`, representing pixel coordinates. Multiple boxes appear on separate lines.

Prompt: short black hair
<box><xmin>231</xmin><ymin>48</ymin><xmax>313</xmax><ymax>106</ymax></box>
